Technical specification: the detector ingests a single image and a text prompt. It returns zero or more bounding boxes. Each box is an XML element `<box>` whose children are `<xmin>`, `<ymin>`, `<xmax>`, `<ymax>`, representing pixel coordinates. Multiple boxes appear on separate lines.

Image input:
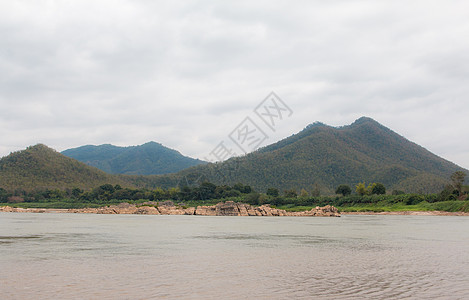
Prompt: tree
<box><xmin>335</xmin><ymin>184</ymin><xmax>352</xmax><ymax>196</ymax></box>
<box><xmin>233</xmin><ymin>183</ymin><xmax>252</xmax><ymax>194</ymax></box>
<box><xmin>356</xmin><ymin>182</ymin><xmax>367</xmax><ymax>196</ymax></box>
<box><xmin>371</xmin><ymin>183</ymin><xmax>386</xmax><ymax>195</ymax></box>
<box><xmin>311</xmin><ymin>185</ymin><xmax>321</xmax><ymax>197</ymax></box>
<box><xmin>450</xmin><ymin>171</ymin><xmax>466</xmax><ymax>195</ymax></box>
<box><xmin>266</xmin><ymin>188</ymin><xmax>279</xmax><ymax>197</ymax></box>
<box><xmin>367</xmin><ymin>183</ymin><xmax>376</xmax><ymax>195</ymax></box>
<box><xmin>245</xmin><ymin>192</ymin><xmax>260</xmax><ymax>205</ymax></box>
<box><xmin>0</xmin><ymin>188</ymin><xmax>9</xmax><ymax>202</ymax></box>
<box><xmin>284</xmin><ymin>189</ymin><xmax>297</xmax><ymax>198</ymax></box>
<box><xmin>299</xmin><ymin>188</ymin><xmax>309</xmax><ymax>198</ymax></box>
<box><xmin>199</xmin><ymin>182</ymin><xmax>217</xmax><ymax>199</ymax></box>
<box><xmin>71</xmin><ymin>188</ymin><xmax>83</xmax><ymax>198</ymax></box>
<box><xmin>392</xmin><ymin>190</ymin><xmax>405</xmax><ymax>195</ymax></box>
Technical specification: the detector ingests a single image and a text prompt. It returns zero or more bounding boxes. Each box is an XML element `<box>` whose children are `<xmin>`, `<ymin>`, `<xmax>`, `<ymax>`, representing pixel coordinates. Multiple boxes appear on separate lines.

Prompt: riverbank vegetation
<box><xmin>1</xmin><ymin>172</ymin><xmax>467</xmax><ymax>212</ymax></box>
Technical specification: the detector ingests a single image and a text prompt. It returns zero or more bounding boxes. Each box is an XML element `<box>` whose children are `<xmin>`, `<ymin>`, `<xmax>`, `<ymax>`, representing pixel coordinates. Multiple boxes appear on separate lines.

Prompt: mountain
<box><xmin>1</xmin><ymin>118</ymin><xmax>466</xmax><ymax>194</ymax></box>
<box><xmin>134</xmin><ymin>117</ymin><xmax>467</xmax><ymax>194</ymax></box>
<box><xmin>0</xmin><ymin>144</ymin><xmax>129</xmax><ymax>191</ymax></box>
<box><xmin>62</xmin><ymin>142</ymin><xmax>206</xmax><ymax>175</ymax></box>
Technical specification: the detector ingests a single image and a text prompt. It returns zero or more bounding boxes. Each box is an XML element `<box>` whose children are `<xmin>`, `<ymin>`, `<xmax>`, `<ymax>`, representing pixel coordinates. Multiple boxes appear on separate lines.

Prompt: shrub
<box><xmin>335</xmin><ymin>184</ymin><xmax>352</xmax><ymax>196</ymax></box>
<box><xmin>371</xmin><ymin>183</ymin><xmax>386</xmax><ymax>195</ymax></box>
<box><xmin>245</xmin><ymin>192</ymin><xmax>260</xmax><ymax>205</ymax></box>
<box><xmin>404</xmin><ymin>194</ymin><xmax>425</xmax><ymax>205</ymax></box>
<box><xmin>7</xmin><ymin>196</ymin><xmax>24</xmax><ymax>203</ymax></box>
<box><xmin>266</xmin><ymin>188</ymin><xmax>279</xmax><ymax>197</ymax></box>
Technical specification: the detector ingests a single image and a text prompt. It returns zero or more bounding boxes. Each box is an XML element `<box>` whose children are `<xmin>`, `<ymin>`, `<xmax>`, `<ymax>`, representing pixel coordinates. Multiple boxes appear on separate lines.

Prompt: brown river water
<box><xmin>1</xmin><ymin>212</ymin><xmax>469</xmax><ymax>299</ymax></box>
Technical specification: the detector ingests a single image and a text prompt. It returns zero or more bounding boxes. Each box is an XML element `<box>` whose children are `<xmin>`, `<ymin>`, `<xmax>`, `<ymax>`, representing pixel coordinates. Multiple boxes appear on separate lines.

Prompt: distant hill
<box><xmin>1</xmin><ymin>118</ymin><xmax>466</xmax><ymax>194</ymax></box>
<box><xmin>62</xmin><ymin>142</ymin><xmax>206</xmax><ymax>175</ymax></box>
<box><xmin>134</xmin><ymin>117</ymin><xmax>467</xmax><ymax>194</ymax></box>
<box><xmin>0</xmin><ymin>144</ymin><xmax>129</xmax><ymax>191</ymax></box>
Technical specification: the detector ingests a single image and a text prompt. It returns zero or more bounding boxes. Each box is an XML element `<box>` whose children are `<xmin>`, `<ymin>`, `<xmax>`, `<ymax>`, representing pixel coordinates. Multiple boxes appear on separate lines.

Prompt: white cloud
<box><xmin>0</xmin><ymin>0</ymin><xmax>468</xmax><ymax>169</ymax></box>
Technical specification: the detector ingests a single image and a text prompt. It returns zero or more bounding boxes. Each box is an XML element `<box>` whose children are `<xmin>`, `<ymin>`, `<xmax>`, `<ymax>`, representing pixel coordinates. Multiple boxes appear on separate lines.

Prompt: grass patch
<box><xmin>4</xmin><ymin>202</ymin><xmax>103</xmax><ymax>209</ymax></box>
<box><xmin>277</xmin><ymin>205</ymin><xmax>315</xmax><ymax>212</ymax></box>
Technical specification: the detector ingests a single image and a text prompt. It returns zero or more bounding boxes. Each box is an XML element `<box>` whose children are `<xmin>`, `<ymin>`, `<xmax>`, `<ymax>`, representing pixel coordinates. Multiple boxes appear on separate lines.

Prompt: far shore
<box><xmin>0</xmin><ymin>202</ymin><xmax>341</xmax><ymax>217</ymax></box>
<box><xmin>341</xmin><ymin>211</ymin><xmax>469</xmax><ymax>216</ymax></box>
<box><xmin>1</xmin><ymin>205</ymin><xmax>468</xmax><ymax>216</ymax></box>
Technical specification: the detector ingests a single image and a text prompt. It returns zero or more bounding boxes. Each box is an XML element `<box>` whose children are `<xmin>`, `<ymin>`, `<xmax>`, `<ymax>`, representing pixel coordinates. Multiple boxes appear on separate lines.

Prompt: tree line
<box><xmin>1</xmin><ymin>172</ymin><xmax>466</xmax><ymax>207</ymax></box>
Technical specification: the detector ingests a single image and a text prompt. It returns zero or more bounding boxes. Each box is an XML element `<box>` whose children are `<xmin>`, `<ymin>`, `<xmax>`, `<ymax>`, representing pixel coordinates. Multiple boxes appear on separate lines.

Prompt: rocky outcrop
<box><xmin>195</xmin><ymin>205</ymin><xmax>217</xmax><ymax>216</ymax></box>
<box><xmin>194</xmin><ymin>202</ymin><xmax>339</xmax><ymax>217</ymax></box>
<box><xmin>286</xmin><ymin>205</ymin><xmax>340</xmax><ymax>217</ymax></box>
<box><xmin>0</xmin><ymin>206</ymin><xmax>47</xmax><ymax>213</ymax></box>
<box><xmin>1</xmin><ymin>202</ymin><xmax>340</xmax><ymax>217</ymax></box>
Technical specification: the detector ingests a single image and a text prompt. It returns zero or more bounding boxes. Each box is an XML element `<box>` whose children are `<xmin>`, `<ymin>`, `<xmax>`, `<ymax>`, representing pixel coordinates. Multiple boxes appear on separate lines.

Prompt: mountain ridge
<box><xmin>62</xmin><ymin>141</ymin><xmax>206</xmax><ymax>175</ymax></box>
<box><xmin>0</xmin><ymin>144</ymin><xmax>130</xmax><ymax>191</ymax></box>
<box><xmin>134</xmin><ymin>117</ymin><xmax>466</xmax><ymax>194</ymax></box>
<box><xmin>0</xmin><ymin>117</ymin><xmax>466</xmax><ymax>194</ymax></box>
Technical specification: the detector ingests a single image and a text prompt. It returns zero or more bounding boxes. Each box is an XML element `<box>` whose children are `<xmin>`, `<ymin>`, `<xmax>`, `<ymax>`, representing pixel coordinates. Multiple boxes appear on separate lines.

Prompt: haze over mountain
<box><xmin>0</xmin><ymin>117</ymin><xmax>466</xmax><ymax>194</ymax></box>
<box><xmin>133</xmin><ymin>117</ymin><xmax>467</xmax><ymax>194</ymax></box>
<box><xmin>62</xmin><ymin>142</ymin><xmax>206</xmax><ymax>175</ymax></box>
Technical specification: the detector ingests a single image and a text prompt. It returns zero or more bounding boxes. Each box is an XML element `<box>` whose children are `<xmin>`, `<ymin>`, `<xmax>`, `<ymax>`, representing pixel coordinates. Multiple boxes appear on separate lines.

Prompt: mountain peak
<box><xmin>28</xmin><ymin>143</ymin><xmax>54</xmax><ymax>151</ymax></box>
<box><xmin>0</xmin><ymin>144</ymin><xmax>124</xmax><ymax>191</ymax></box>
<box><xmin>62</xmin><ymin>142</ymin><xmax>205</xmax><ymax>175</ymax></box>
<box><xmin>351</xmin><ymin>116</ymin><xmax>379</xmax><ymax>126</ymax></box>
<box><xmin>165</xmin><ymin>117</ymin><xmax>466</xmax><ymax>194</ymax></box>
<box><xmin>141</xmin><ymin>141</ymin><xmax>163</xmax><ymax>148</ymax></box>
<box><xmin>305</xmin><ymin>121</ymin><xmax>328</xmax><ymax>129</ymax></box>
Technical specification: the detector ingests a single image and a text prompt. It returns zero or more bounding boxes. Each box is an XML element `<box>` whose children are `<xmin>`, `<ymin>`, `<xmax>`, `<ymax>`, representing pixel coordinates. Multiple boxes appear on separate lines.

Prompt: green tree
<box><xmin>450</xmin><ymin>171</ymin><xmax>466</xmax><ymax>195</ymax></box>
<box><xmin>284</xmin><ymin>189</ymin><xmax>297</xmax><ymax>198</ymax></box>
<box><xmin>356</xmin><ymin>182</ymin><xmax>367</xmax><ymax>196</ymax></box>
<box><xmin>392</xmin><ymin>190</ymin><xmax>405</xmax><ymax>195</ymax></box>
<box><xmin>0</xmin><ymin>187</ymin><xmax>9</xmax><ymax>202</ymax></box>
<box><xmin>233</xmin><ymin>183</ymin><xmax>252</xmax><ymax>194</ymax></box>
<box><xmin>367</xmin><ymin>183</ymin><xmax>376</xmax><ymax>195</ymax></box>
<box><xmin>245</xmin><ymin>192</ymin><xmax>260</xmax><ymax>205</ymax></box>
<box><xmin>335</xmin><ymin>184</ymin><xmax>352</xmax><ymax>196</ymax></box>
<box><xmin>71</xmin><ymin>188</ymin><xmax>83</xmax><ymax>198</ymax></box>
<box><xmin>199</xmin><ymin>182</ymin><xmax>217</xmax><ymax>199</ymax></box>
<box><xmin>311</xmin><ymin>185</ymin><xmax>321</xmax><ymax>197</ymax></box>
<box><xmin>299</xmin><ymin>188</ymin><xmax>309</xmax><ymax>198</ymax></box>
<box><xmin>371</xmin><ymin>183</ymin><xmax>386</xmax><ymax>195</ymax></box>
<box><xmin>266</xmin><ymin>187</ymin><xmax>279</xmax><ymax>197</ymax></box>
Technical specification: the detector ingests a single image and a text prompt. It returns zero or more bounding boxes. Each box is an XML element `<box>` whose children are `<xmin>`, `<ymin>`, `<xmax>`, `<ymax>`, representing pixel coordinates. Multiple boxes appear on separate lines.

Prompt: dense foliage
<box><xmin>2</xmin><ymin>176</ymin><xmax>467</xmax><ymax>213</ymax></box>
<box><xmin>62</xmin><ymin>141</ymin><xmax>206</xmax><ymax>175</ymax></box>
<box><xmin>140</xmin><ymin>117</ymin><xmax>467</xmax><ymax>194</ymax></box>
<box><xmin>1</xmin><ymin>118</ymin><xmax>467</xmax><ymax>199</ymax></box>
<box><xmin>0</xmin><ymin>144</ymin><xmax>128</xmax><ymax>191</ymax></box>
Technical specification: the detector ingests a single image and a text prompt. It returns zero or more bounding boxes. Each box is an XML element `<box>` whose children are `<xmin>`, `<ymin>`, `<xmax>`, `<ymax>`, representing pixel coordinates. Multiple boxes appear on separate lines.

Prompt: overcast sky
<box><xmin>1</xmin><ymin>0</ymin><xmax>468</xmax><ymax>169</ymax></box>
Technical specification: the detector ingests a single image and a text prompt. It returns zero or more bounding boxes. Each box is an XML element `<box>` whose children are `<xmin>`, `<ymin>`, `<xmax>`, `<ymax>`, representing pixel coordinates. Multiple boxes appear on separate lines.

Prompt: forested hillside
<box><xmin>62</xmin><ymin>142</ymin><xmax>206</xmax><ymax>175</ymax></box>
<box><xmin>1</xmin><ymin>118</ymin><xmax>466</xmax><ymax>195</ymax></box>
<box><xmin>0</xmin><ymin>144</ymin><xmax>130</xmax><ymax>191</ymax></box>
<box><xmin>134</xmin><ymin>117</ymin><xmax>466</xmax><ymax>194</ymax></box>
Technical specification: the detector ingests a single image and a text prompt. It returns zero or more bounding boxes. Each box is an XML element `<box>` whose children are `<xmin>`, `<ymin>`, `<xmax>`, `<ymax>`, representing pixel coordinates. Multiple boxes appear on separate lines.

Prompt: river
<box><xmin>1</xmin><ymin>213</ymin><xmax>468</xmax><ymax>299</ymax></box>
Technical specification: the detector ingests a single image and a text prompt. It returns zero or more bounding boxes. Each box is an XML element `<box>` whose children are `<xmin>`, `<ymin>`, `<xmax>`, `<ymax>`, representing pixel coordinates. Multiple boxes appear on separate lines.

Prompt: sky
<box><xmin>1</xmin><ymin>0</ymin><xmax>468</xmax><ymax>169</ymax></box>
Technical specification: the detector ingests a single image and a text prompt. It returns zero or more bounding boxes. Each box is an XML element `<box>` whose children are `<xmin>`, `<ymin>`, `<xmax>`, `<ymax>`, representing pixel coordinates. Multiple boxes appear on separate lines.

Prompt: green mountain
<box><xmin>62</xmin><ymin>142</ymin><xmax>206</xmax><ymax>175</ymax></box>
<box><xmin>1</xmin><ymin>118</ymin><xmax>466</xmax><ymax>194</ymax></box>
<box><xmin>134</xmin><ymin>117</ymin><xmax>467</xmax><ymax>194</ymax></box>
<box><xmin>0</xmin><ymin>144</ymin><xmax>129</xmax><ymax>191</ymax></box>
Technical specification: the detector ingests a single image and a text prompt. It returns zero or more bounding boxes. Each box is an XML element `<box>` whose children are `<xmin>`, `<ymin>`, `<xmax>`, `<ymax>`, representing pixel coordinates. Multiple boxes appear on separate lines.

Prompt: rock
<box><xmin>157</xmin><ymin>205</ymin><xmax>186</xmax><ymax>215</ymax></box>
<box><xmin>135</xmin><ymin>206</ymin><xmax>159</xmax><ymax>215</ymax></box>
<box><xmin>2</xmin><ymin>203</ymin><xmax>340</xmax><ymax>217</ymax></box>
<box><xmin>215</xmin><ymin>201</ymin><xmax>240</xmax><ymax>216</ymax></box>
<box><xmin>0</xmin><ymin>206</ymin><xmax>15</xmax><ymax>212</ymax></box>
<box><xmin>183</xmin><ymin>207</ymin><xmax>196</xmax><ymax>215</ymax></box>
<box><xmin>237</xmin><ymin>203</ymin><xmax>250</xmax><ymax>216</ymax></box>
<box><xmin>195</xmin><ymin>205</ymin><xmax>217</xmax><ymax>216</ymax></box>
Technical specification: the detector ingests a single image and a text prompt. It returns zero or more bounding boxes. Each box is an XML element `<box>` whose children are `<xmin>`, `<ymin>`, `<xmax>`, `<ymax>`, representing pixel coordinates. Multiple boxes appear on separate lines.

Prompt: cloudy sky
<box><xmin>1</xmin><ymin>0</ymin><xmax>468</xmax><ymax>168</ymax></box>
